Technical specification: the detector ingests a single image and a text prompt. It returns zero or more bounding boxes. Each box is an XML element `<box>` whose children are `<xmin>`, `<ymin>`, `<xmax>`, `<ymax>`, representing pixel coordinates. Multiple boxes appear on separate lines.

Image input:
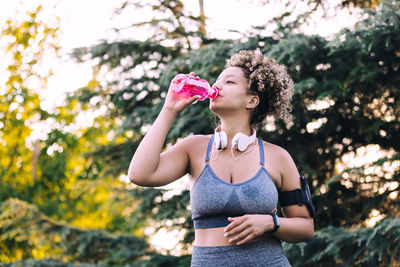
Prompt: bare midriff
<box><xmin>194</xmin><ymin>227</ymin><xmax>270</xmax><ymax>246</ymax></box>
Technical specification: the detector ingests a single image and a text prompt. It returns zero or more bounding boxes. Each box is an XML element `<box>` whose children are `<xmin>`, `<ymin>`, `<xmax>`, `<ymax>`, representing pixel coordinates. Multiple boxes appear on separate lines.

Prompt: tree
<box><xmin>249</xmin><ymin>0</ymin><xmax>382</xmax><ymax>9</ymax></box>
<box><xmin>0</xmin><ymin>3</ymin><xmax>151</xmax><ymax>263</ymax></box>
<box><xmin>0</xmin><ymin>198</ymin><xmax>191</xmax><ymax>266</ymax></box>
<box><xmin>73</xmin><ymin>1</ymin><xmax>399</xmax><ymax>265</ymax></box>
<box><xmin>0</xmin><ymin>4</ymin><xmax>60</xmax><ymax>203</ymax></box>
<box><xmin>1</xmin><ymin>0</ymin><xmax>399</xmax><ymax>266</ymax></box>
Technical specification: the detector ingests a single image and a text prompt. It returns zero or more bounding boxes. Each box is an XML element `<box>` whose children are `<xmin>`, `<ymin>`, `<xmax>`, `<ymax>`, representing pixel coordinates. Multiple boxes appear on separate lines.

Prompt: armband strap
<box><xmin>279</xmin><ymin>175</ymin><xmax>315</xmax><ymax>218</ymax></box>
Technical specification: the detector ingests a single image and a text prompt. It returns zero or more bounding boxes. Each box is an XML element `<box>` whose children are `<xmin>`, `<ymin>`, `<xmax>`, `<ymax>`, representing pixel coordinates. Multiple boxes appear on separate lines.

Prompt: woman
<box><xmin>128</xmin><ymin>49</ymin><xmax>314</xmax><ymax>266</ymax></box>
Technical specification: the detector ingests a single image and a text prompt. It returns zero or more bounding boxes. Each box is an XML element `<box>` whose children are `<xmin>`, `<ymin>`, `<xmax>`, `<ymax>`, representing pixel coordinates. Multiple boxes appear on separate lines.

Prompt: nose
<box><xmin>212</xmin><ymin>80</ymin><xmax>221</xmax><ymax>90</ymax></box>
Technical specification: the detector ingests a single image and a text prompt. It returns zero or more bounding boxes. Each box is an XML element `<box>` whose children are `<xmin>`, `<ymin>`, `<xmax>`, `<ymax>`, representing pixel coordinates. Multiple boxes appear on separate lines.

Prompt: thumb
<box><xmin>189</xmin><ymin>95</ymin><xmax>200</xmax><ymax>104</ymax></box>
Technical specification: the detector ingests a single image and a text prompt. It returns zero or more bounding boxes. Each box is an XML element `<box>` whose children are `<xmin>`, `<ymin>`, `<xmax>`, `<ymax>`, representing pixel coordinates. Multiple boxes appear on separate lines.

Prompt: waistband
<box><xmin>191</xmin><ymin>238</ymin><xmax>290</xmax><ymax>266</ymax></box>
<box><xmin>192</xmin><ymin>236</ymin><xmax>282</xmax><ymax>249</ymax></box>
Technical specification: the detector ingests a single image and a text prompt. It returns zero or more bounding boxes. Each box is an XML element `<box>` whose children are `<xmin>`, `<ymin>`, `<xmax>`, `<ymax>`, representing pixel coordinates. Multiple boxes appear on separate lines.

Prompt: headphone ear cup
<box><xmin>214</xmin><ymin>131</ymin><xmax>228</xmax><ymax>150</ymax></box>
<box><xmin>219</xmin><ymin>131</ymin><xmax>227</xmax><ymax>150</ymax></box>
<box><xmin>232</xmin><ymin>133</ymin><xmax>247</xmax><ymax>151</ymax></box>
<box><xmin>214</xmin><ymin>132</ymin><xmax>221</xmax><ymax>150</ymax></box>
<box><xmin>237</xmin><ymin>135</ymin><xmax>250</xmax><ymax>151</ymax></box>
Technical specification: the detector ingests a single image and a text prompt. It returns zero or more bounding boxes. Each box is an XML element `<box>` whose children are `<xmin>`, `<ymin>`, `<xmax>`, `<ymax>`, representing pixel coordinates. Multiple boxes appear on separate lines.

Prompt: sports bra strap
<box><xmin>258</xmin><ymin>139</ymin><xmax>265</xmax><ymax>166</ymax></box>
<box><xmin>205</xmin><ymin>135</ymin><xmax>214</xmax><ymax>162</ymax></box>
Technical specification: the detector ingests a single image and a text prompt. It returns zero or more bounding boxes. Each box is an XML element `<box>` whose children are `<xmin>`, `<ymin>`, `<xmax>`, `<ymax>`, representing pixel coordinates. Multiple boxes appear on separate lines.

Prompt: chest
<box><xmin>208</xmin><ymin>149</ymin><xmax>261</xmax><ymax>184</ymax></box>
<box><xmin>188</xmin><ymin>138</ymin><xmax>281</xmax><ymax>189</ymax></box>
<box><xmin>190</xmin><ymin>165</ymin><xmax>279</xmax><ymax>219</ymax></box>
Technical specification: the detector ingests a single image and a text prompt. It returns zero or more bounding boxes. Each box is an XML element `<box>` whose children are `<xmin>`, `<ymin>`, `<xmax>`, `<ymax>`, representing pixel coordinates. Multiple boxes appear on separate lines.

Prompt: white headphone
<box><xmin>214</xmin><ymin>127</ymin><xmax>257</xmax><ymax>152</ymax></box>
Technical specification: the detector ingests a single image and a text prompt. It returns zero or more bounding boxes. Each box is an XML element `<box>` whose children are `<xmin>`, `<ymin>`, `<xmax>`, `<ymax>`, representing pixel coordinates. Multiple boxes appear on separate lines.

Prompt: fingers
<box><xmin>224</xmin><ymin>215</ymin><xmax>266</xmax><ymax>245</ymax></box>
<box><xmin>224</xmin><ymin>216</ymin><xmax>246</xmax><ymax>233</ymax></box>
<box><xmin>228</xmin><ymin>228</ymin><xmax>253</xmax><ymax>244</ymax></box>
<box><xmin>188</xmin><ymin>95</ymin><xmax>200</xmax><ymax>104</ymax></box>
<box><xmin>224</xmin><ymin>217</ymin><xmax>247</xmax><ymax>238</ymax></box>
<box><xmin>188</xmin><ymin>72</ymin><xmax>200</xmax><ymax>79</ymax></box>
<box><xmin>236</xmin><ymin>231</ymin><xmax>256</xmax><ymax>245</ymax></box>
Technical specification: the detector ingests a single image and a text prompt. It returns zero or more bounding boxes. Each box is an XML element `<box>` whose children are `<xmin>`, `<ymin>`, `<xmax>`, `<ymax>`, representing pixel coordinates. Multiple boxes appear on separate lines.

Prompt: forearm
<box><xmin>272</xmin><ymin>216</ymin><xmax>314</xmax><ymax>243</ymax></box>
<box><xmin>128</xmin><ymin>108</ymin><xmax>177</xmax><ymax>183</ymax></box>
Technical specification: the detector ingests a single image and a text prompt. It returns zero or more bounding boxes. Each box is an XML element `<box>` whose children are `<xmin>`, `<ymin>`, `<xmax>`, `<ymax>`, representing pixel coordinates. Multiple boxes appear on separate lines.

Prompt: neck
<box><xmin>219</xmin><ymin>117</ymin><xmax>252</xmax><ymax>139</ymax></box>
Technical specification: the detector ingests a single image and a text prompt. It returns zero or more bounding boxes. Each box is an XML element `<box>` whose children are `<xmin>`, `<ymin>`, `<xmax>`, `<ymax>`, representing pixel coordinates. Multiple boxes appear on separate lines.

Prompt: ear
<box><xmin>246</xmin><ymin>94</ymin><xmax>259</xmax><ymax>110</ymax></box>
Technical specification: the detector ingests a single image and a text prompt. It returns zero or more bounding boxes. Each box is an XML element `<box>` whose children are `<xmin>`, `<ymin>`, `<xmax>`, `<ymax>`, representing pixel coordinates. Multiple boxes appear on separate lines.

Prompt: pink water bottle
<box><xmin>171</xmin><ymin>74</ymin><xmax>219</xmax><ymax>100</ymax></box>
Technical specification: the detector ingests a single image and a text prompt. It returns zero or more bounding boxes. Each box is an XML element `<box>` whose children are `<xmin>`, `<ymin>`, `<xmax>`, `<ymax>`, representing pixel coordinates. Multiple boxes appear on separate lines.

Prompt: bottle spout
<box><xmin>208</xmin><ymin>87</ymin><xmax>219</xmax><ymax>99</ymax></box>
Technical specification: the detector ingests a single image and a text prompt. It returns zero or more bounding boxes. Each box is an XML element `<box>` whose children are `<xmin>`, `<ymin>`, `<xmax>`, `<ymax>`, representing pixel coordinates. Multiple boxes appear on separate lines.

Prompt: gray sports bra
<box><xmin>190</xmin><ymin>136</ymin><xmax>278</xmax><ymax>229</ymax></box>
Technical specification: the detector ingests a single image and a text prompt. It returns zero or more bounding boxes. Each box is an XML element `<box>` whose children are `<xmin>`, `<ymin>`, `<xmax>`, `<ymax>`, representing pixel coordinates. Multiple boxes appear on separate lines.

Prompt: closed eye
<box><xmin>226</xmin><ymin>80</ymin><xmax>235</xmax><ymax>84</ymax></box>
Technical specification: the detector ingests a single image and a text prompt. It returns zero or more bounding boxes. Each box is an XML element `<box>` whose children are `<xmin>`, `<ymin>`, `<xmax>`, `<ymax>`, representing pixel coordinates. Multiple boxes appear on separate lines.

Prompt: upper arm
<box><xmin>137</xmin><ymin>136</ymin><xmax>194</xmax><ymax>187</ymax></box>
<box><xmin>278</xmin><ymin>148</ymin><xmax>312</xmax><ymax>219</ymax></box>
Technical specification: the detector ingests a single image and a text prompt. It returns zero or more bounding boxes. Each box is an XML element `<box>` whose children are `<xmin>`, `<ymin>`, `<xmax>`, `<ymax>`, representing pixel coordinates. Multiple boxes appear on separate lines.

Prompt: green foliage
<box><xmin>255</xmin><ymin>0</ymin><xmax>382</xmax><ymax>10</ymax></box>
<box><xmin>1</xmin><ymin>0</ymin><xmax>400</xmax><ymax>266</ymax></box>
<box><xmin>0</xmin><ymin>198</ymin><xmax>188</xmax><ymax>266</ymax></box>
<box><xmin>0</xmin><ymin>259</ymin><xmax>97</xmax><ymax>267</ymax></box>
<box><xmin>0</xmin><ymin>4</ymin><xmax>58</xmax><ymax>192</ymax></box>
<box><xmin>284</xmin><ymin>218</ymin><xmax>400</xmax><ymax>267</ymax></box>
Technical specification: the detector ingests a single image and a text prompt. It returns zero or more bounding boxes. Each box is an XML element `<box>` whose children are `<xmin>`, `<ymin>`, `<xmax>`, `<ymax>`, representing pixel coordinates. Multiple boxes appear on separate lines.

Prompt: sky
<box><xmin>0</xmin><ymin>0</ymin><xmax>363</xmax><ymax>254</ymax></box>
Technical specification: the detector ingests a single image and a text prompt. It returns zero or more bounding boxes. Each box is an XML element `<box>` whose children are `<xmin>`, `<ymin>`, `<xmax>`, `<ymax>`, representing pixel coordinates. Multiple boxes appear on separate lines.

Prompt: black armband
<box><xmin>279</xmin><ymin>175</ymin><xmax>315</xmax><ymax>218</ymax></box>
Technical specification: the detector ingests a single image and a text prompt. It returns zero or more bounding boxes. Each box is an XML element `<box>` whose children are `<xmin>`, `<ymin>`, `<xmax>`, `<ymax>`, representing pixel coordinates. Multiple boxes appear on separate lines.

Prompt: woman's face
<box><xmin>209</xmin><ymin>67</ymin><xmax>254</xmax><ymax>114</ymax></box>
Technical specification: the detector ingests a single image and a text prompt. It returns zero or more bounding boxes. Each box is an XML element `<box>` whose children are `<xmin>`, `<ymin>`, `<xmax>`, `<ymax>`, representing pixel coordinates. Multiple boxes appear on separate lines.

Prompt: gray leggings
<box><xmin>191</xmin><ymin>238</ymin><xmax>291</xmax><ymax>267</ymax></box>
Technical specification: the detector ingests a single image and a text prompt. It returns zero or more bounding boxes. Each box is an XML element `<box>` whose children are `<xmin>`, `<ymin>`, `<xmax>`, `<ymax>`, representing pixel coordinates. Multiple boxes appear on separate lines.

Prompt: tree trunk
<box><xmin>32</xmin><ymin>139</ymin><xmax>40</xmax><ymax>181</ymax></box>
<box><xmin>198</xmin><ymin>0</ymin><xmax>206</xmax><ymax>38</ymax></box>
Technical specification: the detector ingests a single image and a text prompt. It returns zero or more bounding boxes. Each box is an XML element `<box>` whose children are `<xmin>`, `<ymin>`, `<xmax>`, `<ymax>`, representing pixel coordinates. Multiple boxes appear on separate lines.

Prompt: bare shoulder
<box><xmin>179</xmin><ymin>134</ymin><xmax>212</xmax><ymax>177</ymax></box>
<box><xmin>261</xmin><ymin>140</ymin><xmax>291</xmax><ymax>159</ymax></box>
<box><xmin>177</xmin><ymin>134</ymin><xmax>211</xmax><ymax>148</ymax></box>
<box><xmin>260</xmin><ymin>140</ymin><xmax>300</xmax><ymax>191</ymax></box>
<box><xmin>174</xmin><ymin>134</ymin><xmax>212</xmax><ymax>157</ymax></box>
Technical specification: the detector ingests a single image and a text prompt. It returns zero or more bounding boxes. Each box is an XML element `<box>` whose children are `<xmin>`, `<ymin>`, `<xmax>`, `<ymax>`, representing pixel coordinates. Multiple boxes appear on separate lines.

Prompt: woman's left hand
<box><xmin>224</xmin><ymin>214</ymin><xmax>272</xmax><ymax>245</ymax></box>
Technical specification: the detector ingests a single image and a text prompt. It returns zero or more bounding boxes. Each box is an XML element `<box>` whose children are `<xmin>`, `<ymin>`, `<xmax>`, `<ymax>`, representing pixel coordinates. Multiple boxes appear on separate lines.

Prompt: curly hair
<box><xmin>226</xmin><ymin>48</ymin><xmax>294</xmax><ymax>125</ymax></box>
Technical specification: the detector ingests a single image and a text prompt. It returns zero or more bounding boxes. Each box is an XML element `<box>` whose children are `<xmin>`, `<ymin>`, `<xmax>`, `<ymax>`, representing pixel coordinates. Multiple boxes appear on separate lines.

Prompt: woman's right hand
<box><xmin>162</xmin><ymin>72</ymin><xmax>200</xmax><ymax>115</ymax></box>
<box><xmin>129</xmin><ymin>72</ymin><xmax>199</xmax><ymax>187</ymax></box>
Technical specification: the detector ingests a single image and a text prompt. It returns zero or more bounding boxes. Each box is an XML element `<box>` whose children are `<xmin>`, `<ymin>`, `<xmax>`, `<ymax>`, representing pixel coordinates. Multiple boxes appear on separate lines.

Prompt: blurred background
<box><xmin>0</xmin><ymin>0</ymin><xmax>399</xmax><ymax>266</ymax></box>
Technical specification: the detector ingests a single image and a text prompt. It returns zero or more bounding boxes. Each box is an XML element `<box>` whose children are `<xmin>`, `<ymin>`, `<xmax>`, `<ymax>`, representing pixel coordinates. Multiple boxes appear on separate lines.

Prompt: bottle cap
<box><xmin>208</xmin><ymin>87</ymin><xmax>219</xmax><ymax>99</ymax></box>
